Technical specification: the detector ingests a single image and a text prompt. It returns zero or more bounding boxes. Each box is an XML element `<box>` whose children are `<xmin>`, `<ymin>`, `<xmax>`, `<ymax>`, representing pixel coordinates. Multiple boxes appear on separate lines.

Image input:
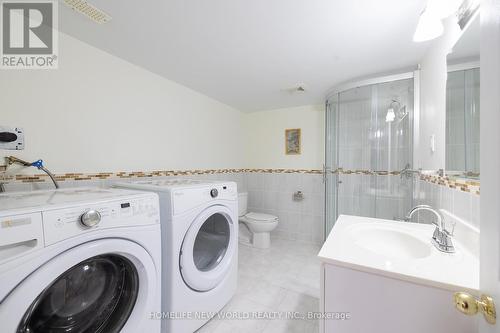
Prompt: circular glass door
<box><xmin>193</xmin><ymin>213</ymin><xmax>230</xmax><ymax>272</ymax></box>
<box><xmin>17</xmin><ymin>254</ymin><xmax>139</xmax><ymax>333</ymax></box>
<box><xmin>180</xmin><ymin>205</ymin><xmax>237</xmax><ymax>291</ymax></box>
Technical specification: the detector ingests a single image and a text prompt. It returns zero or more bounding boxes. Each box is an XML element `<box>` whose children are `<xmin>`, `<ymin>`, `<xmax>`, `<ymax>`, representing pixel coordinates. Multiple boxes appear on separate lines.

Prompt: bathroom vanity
<box><xmin>318</xmin><ymin>215</ymin><xmax>479</xmax><ymax>333</ymax></box>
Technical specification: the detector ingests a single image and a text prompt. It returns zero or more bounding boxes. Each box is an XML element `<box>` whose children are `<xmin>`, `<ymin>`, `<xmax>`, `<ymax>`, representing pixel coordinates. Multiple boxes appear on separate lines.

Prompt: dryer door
<box><xmin>180</xmin><ymin>205</ymin><xmax>237</xmax><ymax>291</ymax></box>
<box><xmin>1</xmin><ymin>239</ymin><xmax>158</xmax><ymax>333</ymax></box>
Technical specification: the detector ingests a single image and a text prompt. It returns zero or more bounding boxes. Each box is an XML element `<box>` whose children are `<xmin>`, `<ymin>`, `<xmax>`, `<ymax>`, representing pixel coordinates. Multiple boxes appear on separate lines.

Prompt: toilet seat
<box><xmin>244</xmin><ymin>212</ymin><xmax>278</xmax><ymax>223</ymax></box>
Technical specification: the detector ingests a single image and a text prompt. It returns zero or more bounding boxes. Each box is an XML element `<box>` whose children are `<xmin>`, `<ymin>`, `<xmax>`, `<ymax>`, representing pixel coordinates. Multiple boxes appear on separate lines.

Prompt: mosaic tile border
<box><xmin>0</xmin><ymin>167</ymin><xmax>480</xmax><ymax>195</ymax></box>
<box><xmin>331</xmin><ymin>168</ymin><xmax>402</xmax><ymax>176</ymax></box>
<box><xmin>245</xmin><ymin>169</ymin><xmax>323</xmax><ymax>174</ymax></box>
<box><xmin>0</xmin><ymin>168</ymin><xmax>323</xmax><ymax>184</ymax></box>
<box><xmin>329</xmin><ymin>168</ymin><xmax>480</xmax><ymax>195</ymax></box>
<box><xmin>0</xmin><ymin>167</ymin><xmax>440</xmax><ymax>183</ymax></box>
<box><xmin>420</xmin><ymin>174</ymin><xmax>480</xmax><ymax>195</ymax></box>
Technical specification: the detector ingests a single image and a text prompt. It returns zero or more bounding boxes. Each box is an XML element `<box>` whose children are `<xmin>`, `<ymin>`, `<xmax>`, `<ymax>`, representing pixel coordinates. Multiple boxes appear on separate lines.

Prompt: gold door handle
<box><xmin>454</xmin><ymin>292</ymin><xmax>496</xmax><ymax>325</ymax></box>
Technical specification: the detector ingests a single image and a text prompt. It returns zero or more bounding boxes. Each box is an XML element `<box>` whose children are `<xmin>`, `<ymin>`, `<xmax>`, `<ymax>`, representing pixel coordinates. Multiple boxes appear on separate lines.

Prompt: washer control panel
<box><xmin>42</xmin><ymin>194</ymin><xmax>159</xmax><ymax>246</ymax></box>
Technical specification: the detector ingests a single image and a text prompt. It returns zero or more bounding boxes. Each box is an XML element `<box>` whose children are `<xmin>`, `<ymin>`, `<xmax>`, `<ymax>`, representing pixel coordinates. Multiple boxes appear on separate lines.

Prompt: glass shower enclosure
<box><xmin>324</xmin><ymin>73</ymin><xmax>416</xmax><ymax>236</ymax></box>
<box><xmin>446</xmin><ymin>67</ymin><xmax>480</xmax><ymax>175</ymax></box>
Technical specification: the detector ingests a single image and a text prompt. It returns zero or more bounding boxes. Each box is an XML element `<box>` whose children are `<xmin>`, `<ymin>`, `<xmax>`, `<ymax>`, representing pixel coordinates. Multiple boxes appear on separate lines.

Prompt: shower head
<box><xmin>386</xmin><ymin>99</ymin><xmax>408</xmax><ymax>123</ymax></box>
<box><xmin>389</xmin><ymin>99</ymin><xmax>401</xmax><ymax>111</ymax></box>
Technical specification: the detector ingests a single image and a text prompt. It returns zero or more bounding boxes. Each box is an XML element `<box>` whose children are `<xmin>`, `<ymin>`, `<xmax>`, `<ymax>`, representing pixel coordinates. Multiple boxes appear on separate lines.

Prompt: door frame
<box><xmin>479</xmin><ymin>1</ymin><xmax>500</xmax><ymax>332</ymax></box>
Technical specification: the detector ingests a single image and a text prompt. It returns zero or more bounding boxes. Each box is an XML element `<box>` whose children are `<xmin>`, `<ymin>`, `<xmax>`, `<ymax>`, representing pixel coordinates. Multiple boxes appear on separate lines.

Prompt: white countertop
<box><xmin>318</xmin><ymin>215</ymin><xmax>479</xmax><ymax>292</ymax></box>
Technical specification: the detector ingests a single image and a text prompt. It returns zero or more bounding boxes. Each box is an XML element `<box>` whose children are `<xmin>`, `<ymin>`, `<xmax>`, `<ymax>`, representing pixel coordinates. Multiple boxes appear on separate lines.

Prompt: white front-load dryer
<box><xmin>114</xmin><ymin>179</ymin><xmax>238</xmax><ymax>333</ymax></box>
<box><xmin>0</xmin><ymin>188</ymin><xmax>162</xmax><ymax>333</ymax></box>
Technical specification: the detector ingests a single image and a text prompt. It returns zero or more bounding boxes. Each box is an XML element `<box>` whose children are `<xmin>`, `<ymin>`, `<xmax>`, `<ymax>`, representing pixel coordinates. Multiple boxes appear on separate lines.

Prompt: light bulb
<box><xmin>386</xmin><ymin>108</ymin><xmax>396</xmax><ymax>123</ymax></box>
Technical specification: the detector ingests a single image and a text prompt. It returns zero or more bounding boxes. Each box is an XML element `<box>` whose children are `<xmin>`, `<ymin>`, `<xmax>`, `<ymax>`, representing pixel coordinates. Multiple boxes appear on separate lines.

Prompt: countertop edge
<box><xmin>318</xmin><ymin>254</ymin><xmax>479</xmax><ymax>294</ymax></box>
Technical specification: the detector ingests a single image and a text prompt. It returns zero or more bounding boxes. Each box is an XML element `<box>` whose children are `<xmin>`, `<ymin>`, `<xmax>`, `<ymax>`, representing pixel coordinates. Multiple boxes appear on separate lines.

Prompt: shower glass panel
<box><xmin>446</xmin><ymin>68</ymin><xmax>480</xmax><ymax>175</ymax></box>
<box><xmin>325</xmin><ymin>77</ymin><xmax>414</xmax><ymax>236</ymax></box>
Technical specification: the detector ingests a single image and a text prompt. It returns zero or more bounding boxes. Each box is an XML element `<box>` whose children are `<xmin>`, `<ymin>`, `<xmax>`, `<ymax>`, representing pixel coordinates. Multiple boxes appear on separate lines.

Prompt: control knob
<box><xmin>80</xmin><ymin>210</ymin><xmax>101</xmax><ymax>227</ymax></box>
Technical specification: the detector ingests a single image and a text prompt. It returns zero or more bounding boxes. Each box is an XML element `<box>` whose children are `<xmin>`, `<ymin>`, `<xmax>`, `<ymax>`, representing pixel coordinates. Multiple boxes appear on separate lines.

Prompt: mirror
<box><xmin>446</xmin><ymin>14</ymin><xmax>480</xmax><ymax>179</ymax></box>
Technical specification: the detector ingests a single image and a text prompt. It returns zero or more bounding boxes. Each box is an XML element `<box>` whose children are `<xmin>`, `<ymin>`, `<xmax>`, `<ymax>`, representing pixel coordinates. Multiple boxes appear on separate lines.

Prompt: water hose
<box><xmin>6</xmin><ymin>156</ymin><xmax>59</xmax><ymax>189</ymax></box>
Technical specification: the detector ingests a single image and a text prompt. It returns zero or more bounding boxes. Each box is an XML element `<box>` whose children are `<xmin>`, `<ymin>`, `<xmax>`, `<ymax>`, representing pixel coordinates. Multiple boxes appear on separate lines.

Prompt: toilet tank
<box><xmin>238</xmin><ymin>192</ymin><xmax>248</xmax><ymax>217</ymax></box>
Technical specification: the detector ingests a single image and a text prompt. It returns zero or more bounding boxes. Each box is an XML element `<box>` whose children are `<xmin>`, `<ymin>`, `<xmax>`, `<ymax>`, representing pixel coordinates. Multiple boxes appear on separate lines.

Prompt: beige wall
<box><xmin>0</xmin><ymin>32</ymin><xmax>244</xmax><ymax>173</ymax></box>
<box><xmin>244</xmin><ymin>105</ymin><xmax>325</xmax><ymax>170</ymax></box>
<box><xmin>0</xmin><ymin>32</ymin><xmax>324</xmax><ymax>175</ymax></box>
<box><xmin>0</xmin><ymin>20</ymin><xmax>466</xmax><ymax>177</ymax></box>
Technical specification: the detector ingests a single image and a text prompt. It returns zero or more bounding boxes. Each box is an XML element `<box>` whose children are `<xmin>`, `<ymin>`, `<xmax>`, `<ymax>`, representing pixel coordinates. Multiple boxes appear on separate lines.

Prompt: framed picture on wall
<box><xmin>285</xmin><ymin>128</ymin><xmax>301</xmax><ymax>155</ymax></box>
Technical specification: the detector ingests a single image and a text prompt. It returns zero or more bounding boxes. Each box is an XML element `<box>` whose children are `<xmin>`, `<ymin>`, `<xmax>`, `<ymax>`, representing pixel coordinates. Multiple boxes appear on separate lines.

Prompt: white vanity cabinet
<box><xmin>320</xmin><ymin>263</ymin><xmax>476</xmax><ymax>333</ymax></box>
<box><xmin>318</xmin><ymin>215</ymin><xmax>479</xmax><ymax>333</ymax></box>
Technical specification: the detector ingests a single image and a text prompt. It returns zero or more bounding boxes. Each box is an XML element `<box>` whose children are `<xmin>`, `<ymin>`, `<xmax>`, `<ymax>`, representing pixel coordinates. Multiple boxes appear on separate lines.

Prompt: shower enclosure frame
<box><xmin>323</xmin><ymin>70</ymin><xmax>421</xmax><ymax>240</ymax></box>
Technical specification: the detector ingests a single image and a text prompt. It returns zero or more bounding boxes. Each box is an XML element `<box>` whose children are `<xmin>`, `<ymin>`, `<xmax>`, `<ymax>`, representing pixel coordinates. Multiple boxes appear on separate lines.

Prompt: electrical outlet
<box><xmin>0</xmin><ymin>127</ymin><xmax>24</xmax><ymax>150</ymax></box>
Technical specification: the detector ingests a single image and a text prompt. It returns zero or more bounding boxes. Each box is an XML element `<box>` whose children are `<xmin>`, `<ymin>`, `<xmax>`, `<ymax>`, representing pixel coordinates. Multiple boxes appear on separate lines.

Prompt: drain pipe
<box><xmin>6</xmin><ymin>156</ymin><xmax>60</xmax><ymax>189</ymax></box>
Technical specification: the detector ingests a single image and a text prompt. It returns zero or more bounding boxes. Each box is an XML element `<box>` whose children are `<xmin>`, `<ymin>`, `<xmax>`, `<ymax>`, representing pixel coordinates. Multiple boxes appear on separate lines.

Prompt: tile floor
<box><xmin>198</xmin><ymin>238</ymin><xmax>322</xmax><ymax>333</ymax></box>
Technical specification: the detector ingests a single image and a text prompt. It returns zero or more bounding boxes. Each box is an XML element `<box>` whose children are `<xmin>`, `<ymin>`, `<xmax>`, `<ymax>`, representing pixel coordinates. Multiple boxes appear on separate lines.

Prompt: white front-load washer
<box><xmin>114</xmin><ymin>179</ymin><xmax>238</xmax><ymax>333</ymax></box>
<box><xmin>0</xmin><ymin>188</ymin><xmax>162</xmax><ymax>333</ymax></box>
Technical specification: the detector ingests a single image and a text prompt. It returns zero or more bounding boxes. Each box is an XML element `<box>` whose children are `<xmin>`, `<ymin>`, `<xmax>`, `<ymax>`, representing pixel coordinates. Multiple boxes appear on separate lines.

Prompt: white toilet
<box><xmin>238</xmin><ymin>192</ymin><xmax>279</xmax><ymax>248</ymax></box>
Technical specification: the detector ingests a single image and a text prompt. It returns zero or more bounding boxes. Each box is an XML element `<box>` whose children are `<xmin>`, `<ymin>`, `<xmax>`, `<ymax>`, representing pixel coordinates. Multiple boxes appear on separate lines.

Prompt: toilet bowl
<box><xmin>238</xmin><ymin>192</ymin><xmax>279</xmax><ymax>248</ymax></box>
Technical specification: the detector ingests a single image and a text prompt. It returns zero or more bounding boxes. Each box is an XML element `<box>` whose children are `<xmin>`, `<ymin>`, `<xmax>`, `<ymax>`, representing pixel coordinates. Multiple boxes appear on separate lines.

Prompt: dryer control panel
<box><xmin>42</xmin><ymin>195</ymin><xmax>160</xmax><ymax>246</ymax></box>
<box><xmin>172</xmin><ymin>182</ymin><xmax>237</xmax><ymax>216</ymax></box>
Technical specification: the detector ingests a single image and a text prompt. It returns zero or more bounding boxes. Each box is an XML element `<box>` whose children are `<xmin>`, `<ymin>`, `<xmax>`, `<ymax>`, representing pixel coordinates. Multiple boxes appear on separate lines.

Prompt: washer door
<box><xmin>180</xmin><ymin>205</ymin><xmax>236</xmax><ymax>291</ymax></box>
<box><xmin>1</xmin><ymin>239</ymin><xmax>158</xmax><ymax>333</ymax></box>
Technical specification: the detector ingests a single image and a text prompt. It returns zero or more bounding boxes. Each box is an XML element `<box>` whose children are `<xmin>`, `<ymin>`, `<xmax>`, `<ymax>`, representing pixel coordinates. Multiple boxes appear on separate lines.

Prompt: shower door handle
<box><xmin>322</xmin><ymin>164</ymin><xmax>334</xmax><ymax>183</ymax></box>
<box><xmin>322</xmin><ymin>164</ymin><xmax>342</xmax><ymax>185</ymax></box>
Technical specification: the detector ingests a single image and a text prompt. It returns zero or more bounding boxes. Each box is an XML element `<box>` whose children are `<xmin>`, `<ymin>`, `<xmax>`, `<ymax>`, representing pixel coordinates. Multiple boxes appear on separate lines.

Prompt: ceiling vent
<box><xmin>62</xmin><ymin>0</ymin><xmax>112</xmax><ymax>24</ymax></box>
<box><xmin>284</xmin><ymin>85</ymin><xmax>307</xmax><ymax>94</ymax></box>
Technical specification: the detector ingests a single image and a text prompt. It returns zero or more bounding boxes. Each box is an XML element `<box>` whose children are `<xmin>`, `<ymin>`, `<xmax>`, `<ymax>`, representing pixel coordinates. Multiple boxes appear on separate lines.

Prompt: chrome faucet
<box><xmin>406</xmin><ymin>205</ymin><xmax>455</xmax><ymax>253</ymax></box>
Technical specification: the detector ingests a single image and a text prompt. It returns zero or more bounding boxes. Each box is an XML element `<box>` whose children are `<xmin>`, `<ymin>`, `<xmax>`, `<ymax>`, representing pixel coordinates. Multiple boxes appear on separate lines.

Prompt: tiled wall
<box><xmin>245</xmin><ymin>172</ymin><xmax>325</xmax><ymax>245</ymax></box>
<box><xmin>0</xmin><ymin>169</ymin><xmax>325</xmax><ymax>245</ymax></box>
<box><xmin>414</xmin><ymin>176</ymin><xmax>480</xmax><ymax>256</ymax></box>
<box><xmin>1</xmin><ymin>168</ymin><xmax>479</xmax><ymax>247</ymax></box>
<box><xmin>415</xmin><ymin>177</ymin><xmax>480</xmax><ymax>228</ymax></box>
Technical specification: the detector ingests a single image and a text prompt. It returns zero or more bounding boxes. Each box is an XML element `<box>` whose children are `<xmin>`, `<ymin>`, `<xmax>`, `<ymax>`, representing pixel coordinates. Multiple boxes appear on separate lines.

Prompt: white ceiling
<box><xmin>448</xmin><ymin>14</ymin><xmax>480</xmax><ymax>63</ymax></box>
<box><xmin>58</xmin><ymin>0</ymin><xmax>429</xmax><ymax>112</ymax></box>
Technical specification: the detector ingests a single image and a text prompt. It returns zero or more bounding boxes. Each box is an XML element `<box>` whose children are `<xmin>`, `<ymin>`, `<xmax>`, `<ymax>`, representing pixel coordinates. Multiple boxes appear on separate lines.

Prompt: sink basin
<box><xmin>318</xmin><ymin>215</ymin><xmax>479</xmax><ymax>293</ymax></box>
<box><xmin>351</xmin><ymin>226</ymin><xmax>432</xmax><ymax>260</ymax></box>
